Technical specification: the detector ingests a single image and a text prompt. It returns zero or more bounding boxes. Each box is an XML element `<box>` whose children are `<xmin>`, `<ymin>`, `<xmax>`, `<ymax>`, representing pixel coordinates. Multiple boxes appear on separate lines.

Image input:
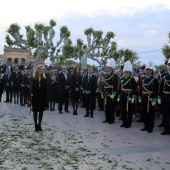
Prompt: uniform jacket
<box><xmin>139</xmin><ymin>75</ymin><xmax>158</xmax><ymax>103</ymax></box>
<box><xmin>159</xmin><ymin>72</ymin><xmax>170</xmax><ymax>103</ymax></box>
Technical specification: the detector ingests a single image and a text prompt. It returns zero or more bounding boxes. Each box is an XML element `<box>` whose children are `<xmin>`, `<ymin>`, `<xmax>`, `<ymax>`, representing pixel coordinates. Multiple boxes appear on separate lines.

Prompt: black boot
<box><xmin>38</xmin><ymin>124</ymin><xmax>42</xmax><ymax>131</ymax></box>
<box><xmin>35</xmin><ymin>125</ymin><xmax>39</xmax><ymax>131</ymax></box>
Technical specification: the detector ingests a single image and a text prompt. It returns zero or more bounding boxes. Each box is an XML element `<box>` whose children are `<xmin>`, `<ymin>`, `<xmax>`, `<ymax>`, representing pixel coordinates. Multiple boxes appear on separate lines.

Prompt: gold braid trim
<box><xmin>142</xmin><ymin>77</ymin><xmax>156</xmax><ymax>86</ymax></box>
<box><xmin>104</xmin><ymin>73</ymin><xmax>114</xmax><ymax>86</ymax></box>
<box><xmin>122</xmin><ymin>77</ymin><xmax>132</xmax><ymax>87</ymax></box>
<box><xmin>164</xmin><ymin>79</ymin><xmax>170</xmax><ymax>87</ymax></box>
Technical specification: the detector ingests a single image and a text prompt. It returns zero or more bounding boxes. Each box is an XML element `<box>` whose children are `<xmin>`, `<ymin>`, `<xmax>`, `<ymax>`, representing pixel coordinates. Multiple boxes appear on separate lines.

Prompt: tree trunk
<box><xmin>81</xmin><ymin>52</ymin><xmax>88</xmax><ymax>70</ymax></box>
<box><xmin>33</xmin><ymin>52</ymin><xmax>43</xmax><ymax>70</ymax></box>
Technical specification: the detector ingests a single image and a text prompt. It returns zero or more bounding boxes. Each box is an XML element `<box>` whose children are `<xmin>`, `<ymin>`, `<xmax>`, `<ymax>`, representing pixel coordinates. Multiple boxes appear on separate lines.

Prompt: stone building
<box><xmin>0</xmin><ymin>45</ymin><xmax>35</xmax><ymax>65</ymax></box>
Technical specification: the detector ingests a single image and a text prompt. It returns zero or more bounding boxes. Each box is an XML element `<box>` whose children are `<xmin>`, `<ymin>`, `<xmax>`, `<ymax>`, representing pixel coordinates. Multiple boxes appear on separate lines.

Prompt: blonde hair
<box><xmin>33</xmin><ymin>65</ymin><xmax>46</xmax><ymax>79</ymax></box>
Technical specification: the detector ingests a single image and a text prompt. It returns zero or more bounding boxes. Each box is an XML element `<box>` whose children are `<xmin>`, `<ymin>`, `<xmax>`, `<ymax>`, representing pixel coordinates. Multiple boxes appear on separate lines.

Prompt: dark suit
<box><xmin>3</xmin><ymin>74</ymin><xmax>12</xmax><ymax>102</ymax></box>
<box><xmin>82</xmin><ymin>74</ymin><xmax>97</xmax><ymax>116</ymax></box>
<box><xmin>0</xmin><ymin>76</ymin><xmax>4</xmax><ymax>101</ymax></box>
<box><xmin>58</xmin><ymin>72</ymin><xmax>71</xmax><ymax>112</ymax></box>
<box><xmin>159</xmin><ymin>72</ymin><xmax>170</xmax><ymax>133</ymax></box>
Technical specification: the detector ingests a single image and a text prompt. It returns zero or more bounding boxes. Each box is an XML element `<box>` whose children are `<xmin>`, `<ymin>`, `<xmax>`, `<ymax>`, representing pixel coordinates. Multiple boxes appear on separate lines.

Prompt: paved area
<box><xmin>0</xmin><ymin>93</ymin><xmax>170</xmax><ymax>170</ymax></box>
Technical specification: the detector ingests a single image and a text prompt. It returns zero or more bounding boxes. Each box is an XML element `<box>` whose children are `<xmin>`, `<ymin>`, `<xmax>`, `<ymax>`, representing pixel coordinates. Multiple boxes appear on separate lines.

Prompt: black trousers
<box><xmin>85</xmin><ymin>93</ymin><xmax>96</xmax><ymax>115</ymax></box>
<box><xmin>120</xmin><ymin>101</ymin><xmax>133</xmax><ymax>125</ymax></box>
<box><xmin>142</xmin><ymin>103</ymin><xmax>155</xmax><ymax>130</ymax></box>
<box><xmin>97</xmin><ymin>92</ymin><xmax>104</xmax><ymax>110</ymax></box>
<box><xmin>5</xmin><ymin>86</ymin><xmax>12</xmax><ymax>102</ymax></box>
<box><xmin>58</xmin><ymin>91</ymin><xmax>69</xmax><ymax>111</ymax></box>
<box><xmin>20</xmin><ymin>87</ymin><xmax>27</xmax><ymax>104</ymax></box>
<box><xmin>105</xmin><ymin>96</ymin><xmax>115</xmax><ymax>122</ymax></box>
<box><xmin>162</xmin><ymin>103</ymin><xmax>170</xmax><ymax>132</ymax></box>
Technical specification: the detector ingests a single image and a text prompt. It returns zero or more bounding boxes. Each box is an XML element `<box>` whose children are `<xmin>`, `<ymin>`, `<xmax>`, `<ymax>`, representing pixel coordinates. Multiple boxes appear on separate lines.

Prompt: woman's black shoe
<box><xmin>38</xmin><ymin>124</ymin><xmax>42</xmax><ymax>131</ymax></box>
<box><xmin>35</xmin><ymin>125</ymin><xmax>39</xmax><ymax>131</ymax></box>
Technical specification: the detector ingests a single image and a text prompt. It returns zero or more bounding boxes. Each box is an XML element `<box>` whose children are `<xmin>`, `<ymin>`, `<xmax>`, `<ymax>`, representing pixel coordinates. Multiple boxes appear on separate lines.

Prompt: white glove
<box><xmin>139</xmin><ymin>99</ymin><xmax>141</xmax><ymax>103</ymax></box>
<box><xmin>101</xmin><ymin>94</ymin><xmax>104</xmax><ymax>98</ymax></box>
<box><xmin>117</xmin><ymin>98</ymin><xmax>120</xmax><ymax>102</ymax></box>
<box><xmin>131</xmin><ymin>98</ymin><xmax>134</xmax><ymax>104</ymax></box>
<box><xmin>152</xmin><ymin>102</ymin><xmax>156</xmax><ymax>106</ymax></box>
<box><xmin>85</xmin><ymin>90</ymin><xmax>91</xmax><ymax>94</ymax></box>
<box><xmin>158</xmin><ymin>99</ymin><xmax>161</xmax><ymax>104</ymax></box>
<box><xmin>110</xmin><ymin>95</ymin><xmax>114</xmax><ymax>99</ymax></box>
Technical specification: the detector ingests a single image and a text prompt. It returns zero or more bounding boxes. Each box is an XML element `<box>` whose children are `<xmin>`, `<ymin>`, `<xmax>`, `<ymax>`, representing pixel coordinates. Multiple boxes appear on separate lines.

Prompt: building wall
<box><xmin>0</xmin><ymin>46</ymin><xmax>35</xmax><ymax>64</ymax></box>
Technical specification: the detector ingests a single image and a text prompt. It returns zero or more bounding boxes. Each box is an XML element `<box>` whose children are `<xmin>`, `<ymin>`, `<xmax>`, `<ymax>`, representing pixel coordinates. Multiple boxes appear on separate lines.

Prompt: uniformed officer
<box><xmin>158</xmin><ymin>58</ymin><xmax>170</xmax><ymax>135</ymax></box>
<box><xmin>117</xmin><ymin>61</ymin><xmax>136</xmax><ymax>128</ymax></box>
<box><xmin>102</xmin><ymin>58</ymin><xmax>118</xmax><ymax>124</ymax></box>
<box><xmin>139</xmin><ymin>61</ymin><xmax>158</xmax><ymax>133</ymax></box>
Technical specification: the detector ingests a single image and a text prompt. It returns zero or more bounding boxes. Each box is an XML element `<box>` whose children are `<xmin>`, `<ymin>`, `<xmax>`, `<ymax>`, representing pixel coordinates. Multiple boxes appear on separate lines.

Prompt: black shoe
<box><xmin>125</xmin><ymin>124</ymin><xmax>131</xmax><ymax>128</ymax></box>
<box><xmin>102</xmin><ymin>120</ymin><xmax>109</xmax><ymax>123</ymax></box>
<box><xmin>90</xmin><ymin>115</ymin><xmax>93</xmax><ymax>118</ymax></box>
<box><xmin>84</xmin><ymin>114</ymin><xmax>89</xmax><ymax>117</ymax></box>
<box><xmin>120</xmin><ymin>124</ymin><xmax>125</xmax><ymax>127</ymax></box>
<box><xmin>108</xmin><ymin>121</ymin><xmax>114</xmax><ymax>124</ymax></box>
<box><xmin>140</xmin><ymin>127</ymin><xmax>147</xmax><ymax>131</ymax></box>
<box><xmin>147</xmin><ymin>129</ymin><xmax>153</xmax><ymax>133</ymax></box>
<box><xmin>4</xmin><ymin>100</ymin><xmax>9</xmax><ymax>103</ymax></box>
<box><xmin>119</xmin><ymin>117</ymin><xmax>123</xmax><ymax>120</ymax></box>
<box><xmin>27</xmin><ymin>104</ymin><xmax>30</xmax><ymax>107</ymax></box>
<box><xmin>161</xmin><ymin>131</ymin><xmax>170</xmax><ymax>135</ymax></box>
<box><xmin>158</xmin><ymin>123</ymin><xmax>164</xmax><ymax>127</ymax></box>
<box><xmin>38</xmin><ymin>124</ymin><xmax>42</xmax><ymax>131</ymax></box>
<box><xmin>35</xmin><ymin>125</ymin><xmax>39</xmax><ymax>132</ymax></box>
<box><xmin>59</xmin><ymin>111</ymin><xmax>63</xmax><ymax>113</ymax></box>
<box><xmin>73</xmin><ymin>110</ymin><xmax>76</xmax><ymax>115</ymax></box>
<box><xmin>65</xmin><ymin>110</ymin><xmax>69</xmax><ymax>113</ymax></box>
<box><xmin>14</xmin><ymin>100</ymin><xmax>16</xmax><ymax>104</ymax></box>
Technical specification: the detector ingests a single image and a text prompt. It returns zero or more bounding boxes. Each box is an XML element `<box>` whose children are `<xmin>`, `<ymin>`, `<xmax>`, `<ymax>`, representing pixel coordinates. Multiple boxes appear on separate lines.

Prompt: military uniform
<box><xmin>118</xmin><ymin>76</ymin><xmax>136</xmax><ymax>128</ymax></box>
<box><xmin>139</xmin><ymin>75</ymin><xmax>158</xmax><ymax>132</ymax></box>
<box><xmin>159</xmin><ymin>72</ymin><xmax>170</xmax><ymax>134</ymax></box>
<box><xmin>102</xmin><ymin>71</ymin><xmax>118</xmax><ymax>124</ymax></box>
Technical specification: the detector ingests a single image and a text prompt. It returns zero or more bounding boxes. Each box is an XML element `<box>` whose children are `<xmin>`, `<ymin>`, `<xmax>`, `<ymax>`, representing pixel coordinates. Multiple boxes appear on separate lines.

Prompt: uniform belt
<box><xmin>104</xmin><ymin>86</ymin><xmax>112</xmax><ymax>89</ymax></box>
<box><xmin>142</xmin><ymin>91</ymin><xmax>153</xmax><ymax>95</ymax></box>
<box><xmin>122</xmin><ymin>88</ymin><xmax>132</xmax><ymax>92</ymax></box>
<box><xmin>163</xmin><ymin>91</ymin><xmax>170</xmax><ymax>94</ymax></box>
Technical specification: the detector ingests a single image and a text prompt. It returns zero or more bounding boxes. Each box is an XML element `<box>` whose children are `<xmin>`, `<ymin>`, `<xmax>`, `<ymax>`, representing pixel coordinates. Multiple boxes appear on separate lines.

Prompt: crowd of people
<box><xmin>0</xmin><ymin>59</ymin><xmax>170</xmax><ymax>135</ymax></box>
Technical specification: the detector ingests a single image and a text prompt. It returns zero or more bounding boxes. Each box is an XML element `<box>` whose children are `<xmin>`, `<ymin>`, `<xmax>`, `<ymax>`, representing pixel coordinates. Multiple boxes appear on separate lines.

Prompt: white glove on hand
<box><xmin>139</xmin><ymin>99</ymin><xmax>141</xmax><ymax>103</ymax></box>
<box><xmin>117</xmin><ymin>98</ymin><xmax>120</xmax><ymax>102</ymax></box>
<box><xmin>152</xmin><ymin>102</ymin><xmax>156</xmax><ymax>106</ymax></box>
<box><xmin>110</xmin><ymin>95</ymin><xmax>114</xmax><ymax>99</ymax></box>
<box><xmin>158</xmin><ymin>99</ymin><xmax>161</xmax><ymax>104</ymax></box>
<box><xmin>131</xmin><ymin>98</ymin><xmax>134</xmax><ymax>104</ymax></box>
<box><xmin>101</xmin><ymin>94</ymin><xmax>104</xmax><ymax>98</ymax></box>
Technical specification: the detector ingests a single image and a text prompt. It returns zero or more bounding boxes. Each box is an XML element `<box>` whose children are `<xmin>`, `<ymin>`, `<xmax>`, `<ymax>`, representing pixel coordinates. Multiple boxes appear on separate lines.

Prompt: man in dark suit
<box><xmin>158</xmin><ymin>59</ymin><xmax>170</xmax><ymax>135</ymax></box>
<box><xmin>82</xmin><ymin>67</ymin><xmax>97</xmax><ymax>118</ymax></box>
<box><xmin>58</xmin><ymin>65</ymin><xmax>71</xmax><ymax>113</ymax></box>
<box><xmin>3</xmin><ymin>70</ymin><xmax>12</xmax><ymax>102</ymax></box>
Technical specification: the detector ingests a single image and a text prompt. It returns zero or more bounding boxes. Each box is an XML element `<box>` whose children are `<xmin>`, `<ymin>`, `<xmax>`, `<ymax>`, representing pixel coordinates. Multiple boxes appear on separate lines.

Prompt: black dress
<box><xmin>11</xmin><ymin>72</ymin><xmax>20</xmax><ymax>92</ymax></box>
<box><xmin>31</xmin><ymin>77</ymin><xmax>47</xmax><ymax>112</ymax></box>
<box><xmin>71</xmin><ymin>74</ymin><xmax>82</xmax><ymax>100</ymax></box>
<box><xmin>48</xmin><ymin>77</ymin><xmax>58</xmax><ymax>101</ymax></box>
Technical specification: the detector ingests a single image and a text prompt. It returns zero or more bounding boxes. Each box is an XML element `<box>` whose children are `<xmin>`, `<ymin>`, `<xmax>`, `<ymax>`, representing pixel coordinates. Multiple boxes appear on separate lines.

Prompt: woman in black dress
<box><xmin>11</xmin><ymin>66</ymin><xmax>20</xmax><ymax>103</ymax></box>
<box><xmin>48</xmin><ymin>70</ymin><xmax>58</xmax><ymax>111</ymax></box>
<box><xmin>71</xmin><ymin>68</ymin><xmax>82</xmax><ymax>115</ymax></box>
<box><xmin>25</xmin><ymin>69</ymin><xmax>32</xmax><ymax>107</ymax></box>
<box><xmin>31</xmin><ymin>65</ymin><xmax>47</xmax><ymax>131</ymax></box>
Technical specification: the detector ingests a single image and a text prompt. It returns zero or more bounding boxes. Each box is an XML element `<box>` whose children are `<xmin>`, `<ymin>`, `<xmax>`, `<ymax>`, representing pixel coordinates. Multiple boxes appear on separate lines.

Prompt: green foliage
<box><xmin>5</xmin><ymin>35</ymin><xmax>14</xmax><ymax>47</ymax></box>
<box><xmin>62</xmin><ymin>43</ymin><xmax>74</xmax><ymax>59</ymax></box>
<box><xmin>50</xmin><ymin>19</ymin><xmax>56</xmax><ymax>27</ymax></box>
<box><xmin>67</xmin><ymin>39</ymin><xmax>72</xmax><ymax>45</ymax></box>
<box><xmin>93</xmin><ymin>30</ymin><xmax>103</xmax><ymax>39</ymax></box>
<box><xmin>7</xmin><ymin>23</ymin><xmax>20</xmax><ymax>34</ymax></box>
<box><xmin>26</xmin><ymin>26</ymin><xmax>36</xmax><ymax>47</ymax></box>
<box><xmin>84</xmin><ymin>27</ymin><xmax>93</xmax><ymax>35</ymax></box>
<box><xmin>60</xmin><ymin>26</ymin><xmax>69</xmax><ymax>34</ymax></box>
<box><xmin>35</xmin><ymin>23</ymin><xmax>44</xmax><ymax>30</ymax></box>
<box><xmin>77</xmin><ymin>38</ymin><xmax>83</xmax><ymax>47</ymax></box>
<box><xmin>43</xmin><ymin>26</ymin><xmax>50</xmax><ymax>36</ymax></box>
<box><xmin>162</xmin><ymin>44</ymin><xmax>170</xmax><ymax>60</ymax></box>
<box><xmin>110</xmin><ymin>42</ymin><xmax>117</xmax><ymax>51</ymax></box>
<box><xmin>106</xmin><ymin>31</ymin><xmax>115</xmax><ymax>39</ymax></box>
<box><xmin>123</xmin><ymin>49</ymin><xmax>138</xmax><ymax>63</ymax></box>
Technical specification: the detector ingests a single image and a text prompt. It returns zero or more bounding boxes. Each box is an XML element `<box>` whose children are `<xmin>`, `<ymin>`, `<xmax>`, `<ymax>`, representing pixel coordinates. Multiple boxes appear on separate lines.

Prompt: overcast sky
<box><xmin>0</xmin><ymin>0</ymin><xmax>170</xmax><ymax>65</ymax></box>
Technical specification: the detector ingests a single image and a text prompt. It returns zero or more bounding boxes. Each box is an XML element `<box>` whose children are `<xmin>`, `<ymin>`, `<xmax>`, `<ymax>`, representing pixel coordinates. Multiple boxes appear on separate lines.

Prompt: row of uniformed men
<box><xmin>101</xmin><ymin>58</ymin><xmax>170</xmax><ymax>135</ymax></box>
